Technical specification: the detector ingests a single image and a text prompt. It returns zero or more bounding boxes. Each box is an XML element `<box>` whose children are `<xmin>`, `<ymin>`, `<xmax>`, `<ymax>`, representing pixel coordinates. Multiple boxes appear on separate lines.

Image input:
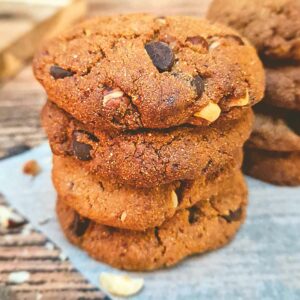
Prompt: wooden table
<box><xmin>0</xmin><ymin>1</ymin><xmax>210</xmax><ymax>299</ymax></box>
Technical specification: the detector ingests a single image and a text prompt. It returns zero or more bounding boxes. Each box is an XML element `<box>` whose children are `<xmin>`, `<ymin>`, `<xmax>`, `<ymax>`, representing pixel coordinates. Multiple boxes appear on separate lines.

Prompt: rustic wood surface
<box><xmin>0</xmin><ymin>0</ymin><xmax>211</xmax><ymax>299</ymax></box>
<box><xmin>0</xmin><ymin>0</ymin><xmax>86</xmax><ymax>81</ymax></box>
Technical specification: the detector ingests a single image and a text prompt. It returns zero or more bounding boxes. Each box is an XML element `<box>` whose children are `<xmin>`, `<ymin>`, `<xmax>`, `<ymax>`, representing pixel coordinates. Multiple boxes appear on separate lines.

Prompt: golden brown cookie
<box><xmin>208</xmin><ymin>0</ymin><xmax>300</xmax><ymax>61</ymax></box>
<box><xmin>247</xmin><ymin>106</ymin><xmax>300</xmax><ymax>152</ymax></box>
<box><xmin>264</xmin><ymin>65</ymin><xmax>300</xmax><ymax>111</ymax></box>
<box><xmin>33</xmin><ymin>14</ymin><xmax>264</xmax><ymax>132</ymax></box>
<box><xmin>53</xmin><ymin>155</ymin><xmax>244</xmax><ymax>231</ymax></box>
<box><xmin>244</xmin><ymin>148</ymin><xmax>300</xmax><ymax>186</ymax></box>
<box><xmin>42</xmin><ymin>101</ymin><xmax>253</xmax><ymax>188</ymax></box>
<box><xmin>56</xmin><ymin>173</ymin><xmax>247</xmax><ymax>270</ymax></box>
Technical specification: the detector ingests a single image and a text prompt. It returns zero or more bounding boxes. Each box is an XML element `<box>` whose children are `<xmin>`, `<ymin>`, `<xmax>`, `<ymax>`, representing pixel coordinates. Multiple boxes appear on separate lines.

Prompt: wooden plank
<box><xmin>0</xmin><ymin>260</ymin><xmax>74</xmax><ymax>273</ymax></box>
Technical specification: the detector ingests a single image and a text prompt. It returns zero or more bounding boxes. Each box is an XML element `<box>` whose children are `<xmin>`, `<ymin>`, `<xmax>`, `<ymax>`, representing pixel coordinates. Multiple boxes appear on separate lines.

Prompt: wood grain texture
<box><xmin>0</xmin><ymin>0</ymin><xmax>86</xmax><ymax>81</ymax></box>
<box><xmin>0</xmin><ymin>0</ymin><xmax>211</xmax><ymax>298</ymax></box>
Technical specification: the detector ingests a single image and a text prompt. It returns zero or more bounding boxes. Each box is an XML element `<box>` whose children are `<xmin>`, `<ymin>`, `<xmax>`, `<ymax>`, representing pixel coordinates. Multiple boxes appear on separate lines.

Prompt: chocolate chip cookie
<box><xmin>208</xmin><ymin>0</ymin><xmax>300</xmax><ymax>61</ymax></box>
<box><xmin>42</xmin><ymin>101</ymin><xmax>253</xmax><ymax>187</ymax></box>
<box><xmin>53</xmin><ymin>155</ymin><xmax>243</xmax><ymax>231</ymax></box>
<box><xmin>264</xmin><ymin>65</ymin><xmax>300</xmax><ymax>110</ymax></box>
<box><xmin>56</xmin><ymin>172</ymin><xmax>247</xmax><ymax>270</ymax></box>
<box><xmin>33</xmin><ymin>14</ymin><xmax>264</xmax><ymax>132</ymax></box>
<box><xmin>244</xmin><ymin>149</ymin><xmax>300</xmax><ymax>186</ymax></box>
<box><xmin>247</xmin><ymin>106</ymin><xmax>300</xmax><ymax>152</ymax></box>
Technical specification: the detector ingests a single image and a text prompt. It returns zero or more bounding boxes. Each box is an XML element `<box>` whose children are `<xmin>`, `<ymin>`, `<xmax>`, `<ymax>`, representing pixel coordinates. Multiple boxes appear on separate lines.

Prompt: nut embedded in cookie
<box><xmin>194</xmin><ymin>101</ymin><xmax>221</xmax><ymax>122</ymax></box>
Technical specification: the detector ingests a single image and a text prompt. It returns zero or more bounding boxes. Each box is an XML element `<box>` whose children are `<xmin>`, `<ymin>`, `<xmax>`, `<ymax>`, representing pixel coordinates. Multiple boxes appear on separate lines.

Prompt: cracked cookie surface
<box><xmin>56</xmin><ymin>173</ymin><xmax>247</xmax><ymax>270</ymax></box>
<box><xmin>42</xmin><ymin>101</ymin><xmax>253</xmax><ymax>187</ymax></box>
<box><xmin>244</xmin><ymin>149</ymin><xmax>300</xmax><ymax>186</ymax></box>
<box><xmin>53</xmin><ymin>155</ymin><xmax>243</xmax><ymax>231</ymax></box>
<box><xmin>33</xmin><ymin>14</ymin><xmax>264</xmax><ymax>132</ymax></box>
<box><xmin>208</xmin><ymin>0</ymin><xmax>300</xmax><ymax>61</ymax></box>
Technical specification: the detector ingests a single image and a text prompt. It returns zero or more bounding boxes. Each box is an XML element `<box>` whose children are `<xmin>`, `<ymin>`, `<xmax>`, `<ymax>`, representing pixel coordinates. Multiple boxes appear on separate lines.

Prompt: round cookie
<box><xmin>208</xmin><ymin>0</ymin><xmax>300</xmax><ymax>61</ymax></box>
<box><xmin>247</xmin><ymin>109</ymin><xmax>300</xmax><ymax>152</ymax></box>
<box><xmin>244</xmin><ymin>149</ymin><xmax>300</xmax><ymax>186</ymax></box>
<box><xmin>42</xmin><ymin>101</ymin><xmax>253</xmax><ymax>188</ymax></box>
<box><xmin>264</xmin><ymin>66</ymin><xmax>300</xmax><ymax>111</ymax></box>
<box><xmin>33</xmin><ymin>14</ymin><xmax>264</xmax><ymax>132</ymax></box>
<box><xmin>56</xmin><ymin>175</ymin><xmax>247</xmax><ymax>271</ymax></box>
<box><xmin>53</xmin><ymin>155</ymin><xmax>244</xmax><ymax>231</ymax></box>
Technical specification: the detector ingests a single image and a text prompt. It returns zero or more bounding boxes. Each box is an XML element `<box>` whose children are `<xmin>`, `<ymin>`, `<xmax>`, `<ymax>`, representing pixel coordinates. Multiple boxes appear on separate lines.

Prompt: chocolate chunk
<box><xmin>72</xmin><ymin>131</ymin><xmax>96</xmax><ymax>161</ymax></box>
<box><xmin>186</xmin><ymin>36</ymin><xmax>208</xmax><ymax>49</ymax></box>
<box><xmin>192</xmin><ymin>75</ymin><xmax>205</xmax><ymax>98</ymax></box>
<box><xmin>70</xmin><ymin>212</ymin><xmax>90</xmax><ymax>237</ymax></box>
<box><xmin>72</xmin><ymin>141</ymin><xmax>92</xmax><ymax>161</ymax></box>
<box><xmin>50</xmin><ymin>65</ymin><xmax>74</xmax><ymax>79</ymax></box>
<box><xmin>145</xmin><ymin>41</ymin><xmax>174</xmax><ymax>72</ymax></box>
<box><xmin>222</xmin><ymin>207</ymin><xmax>242</xmax><ymax>222</ymax></box>
<box><xmin>188</xmin><ymin>206</ymin><xmax>200</xmax><ymax>224</ymax></box>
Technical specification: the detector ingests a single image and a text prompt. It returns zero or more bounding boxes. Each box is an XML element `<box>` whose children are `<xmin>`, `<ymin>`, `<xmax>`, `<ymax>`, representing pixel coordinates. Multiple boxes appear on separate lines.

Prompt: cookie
<box><xmin>53</xmin><ymin>155</ymin><xmax>244</xmax><ymax>231</ymax></box>
<box><xmin>56</xmin><ymin>174</ymin><xmax>247</xmax><ymax>270</ymax></box>
<box><xmin>264</xmin><ymin>65</ymin><xmax>300</xmax><ymax>111</ymax></box>
<box><xmin>244</xmin><ymin>148</ymin><xmax>300</xmax><ymax>186</ymax></box>
<box><xmin>33</xmin><ymin>14</ymin><xmax>264</xmax><ymax>132</ymax></box>
<box><xmin>42</xmin><ymin>101</ymin><xmax>253</xmax><ymax>188</ymax></box>
<box><xmin>247</xmin><ymin>106</ymin><xmax>300</xmax><ymax>152</ymax></box>
<box><xmin>207</xmin><ymin>0</ymin><xmax>300</xmax><ymax>61</ymax></box>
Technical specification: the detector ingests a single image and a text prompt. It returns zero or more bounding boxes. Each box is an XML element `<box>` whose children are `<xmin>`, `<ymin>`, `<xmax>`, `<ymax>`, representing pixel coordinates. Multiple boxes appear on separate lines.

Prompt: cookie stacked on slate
<box><xmin>208</xmin><ymin>0</ymin><xmax>300</xmax><ymax>186</ymax></box>
<box><xmin>34</xmin><ymin>14</ymin><xmax>264</xmax><ymax>270</ymax></box>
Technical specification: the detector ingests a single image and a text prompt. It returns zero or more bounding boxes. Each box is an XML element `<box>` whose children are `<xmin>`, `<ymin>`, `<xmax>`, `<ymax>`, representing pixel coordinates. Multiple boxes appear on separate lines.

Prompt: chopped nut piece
<box><xmin>8</xmin><ymin>271</ymin><xmax>30</xmax><ymax>284</ymax></box>
<box><xmin>120</xmin><ymin>211</ymin><xmax>127</xmax><ymax>222</ymax></box>
<box><xmin>228</xmin><ymin>89</ymin><xmax>249</xmax><ymax>107</ymax></box>
<box><xmin>103</xmin><ymin>89</ymin><xmax>124</xmax><ymax>106</ymax></box>
<box><xmin>99</xmin><ymin>273</ymin><xmax>144</xmax><ymax>297</ymax></box>
<box><xmin>0</xmin><ymin>205</ymin><xmax>25</xmax><ymax>229</ymax></box>
<box><xmin>23</xmin><ymin>160</ymin><xmax>41</xmax><ymax>176</ymax></box>
<box><xmin>194</xmin><ymin>101</ymin><xmax>221</xmax><ymax>122</ymax></box>
<box><xmin>209</xmin><ymin>41</ymin><xmax>221</xmax><ymax>50</ymax></box>
<box><xmin>171</xmin><ymin>190</ymin><xmax>178</xmax><ymax>208</ymax></box>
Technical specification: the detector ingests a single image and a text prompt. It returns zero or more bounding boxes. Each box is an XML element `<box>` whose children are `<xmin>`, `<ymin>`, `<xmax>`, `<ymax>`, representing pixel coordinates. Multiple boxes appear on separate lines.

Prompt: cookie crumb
<box><xmin>99</xmin><ymin>272</ymin><xmax>144</xmax><ymax>297</ymax></box>
<box><xmin>23</xmin><ymin>160</ymin><xmax>41</xmax><ymax>176</ymax></box>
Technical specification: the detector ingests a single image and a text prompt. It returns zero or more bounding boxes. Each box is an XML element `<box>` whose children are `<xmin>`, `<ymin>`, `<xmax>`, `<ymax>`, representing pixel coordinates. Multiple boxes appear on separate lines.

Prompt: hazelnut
<box><xmin>228</xmin><ymin>89</ymin><xmax>249</xmax><ymax>107</ymax></box>
<box><xmin>209</xmin><ymin>41</ymin><xmax>221</xmax><ymax>50</ymax></box>
<box><xmin>171</xmin><ymin>191</ymin><xmax>178</xmax><ymax>208</ymax></box>
<box><xmin>120</xmin><ymin>211</ymin><xmax>127</xmax><ymax>222</ymax></box>
<box><xmin>99</xmin><ymin>272</ymin><xmax>144</xmax><ymax>296</ymax></box>
<box><xmin>0</xmin><ymin>205</ymin><xmax>25</xmax><ymax>229</ymax></box>
<box><xmin>103</xmin><ymin>89</ymin><xmax>124</xmax><ymax>106</ymax></box>
<box><xmin>194</xmin><ymin>101</ymin><xmax>221</xmax><ymax>122</ymax></box>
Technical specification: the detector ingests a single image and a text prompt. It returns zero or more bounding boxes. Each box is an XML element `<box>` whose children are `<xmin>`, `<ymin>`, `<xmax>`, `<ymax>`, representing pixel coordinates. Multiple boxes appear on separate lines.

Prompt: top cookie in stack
<box><xmin>34</xmin><ymin>14</ymin><xmax>264</xmax><ymax>133</ymax></box>
<box><xmin>34</xmin><ymin>14</ymin><xmax>265</xmax><ymax>270</ymax></box>
<box><xmin>208</xmin><ymin>0</ymin><xmax>300</xmax><ymax>186</ymax></box>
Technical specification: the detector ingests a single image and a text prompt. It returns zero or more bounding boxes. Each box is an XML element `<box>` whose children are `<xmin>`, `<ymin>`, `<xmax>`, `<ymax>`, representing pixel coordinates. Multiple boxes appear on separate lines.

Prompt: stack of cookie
<box><xmin>34</xmin><ymin>14</ymin><xmax>264</xmax><ymax>270</ymax></box>
<box><xmin>208</xmin><ymin>0</ymin><xmax>300</xmax><ymax>186</ymax></box>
